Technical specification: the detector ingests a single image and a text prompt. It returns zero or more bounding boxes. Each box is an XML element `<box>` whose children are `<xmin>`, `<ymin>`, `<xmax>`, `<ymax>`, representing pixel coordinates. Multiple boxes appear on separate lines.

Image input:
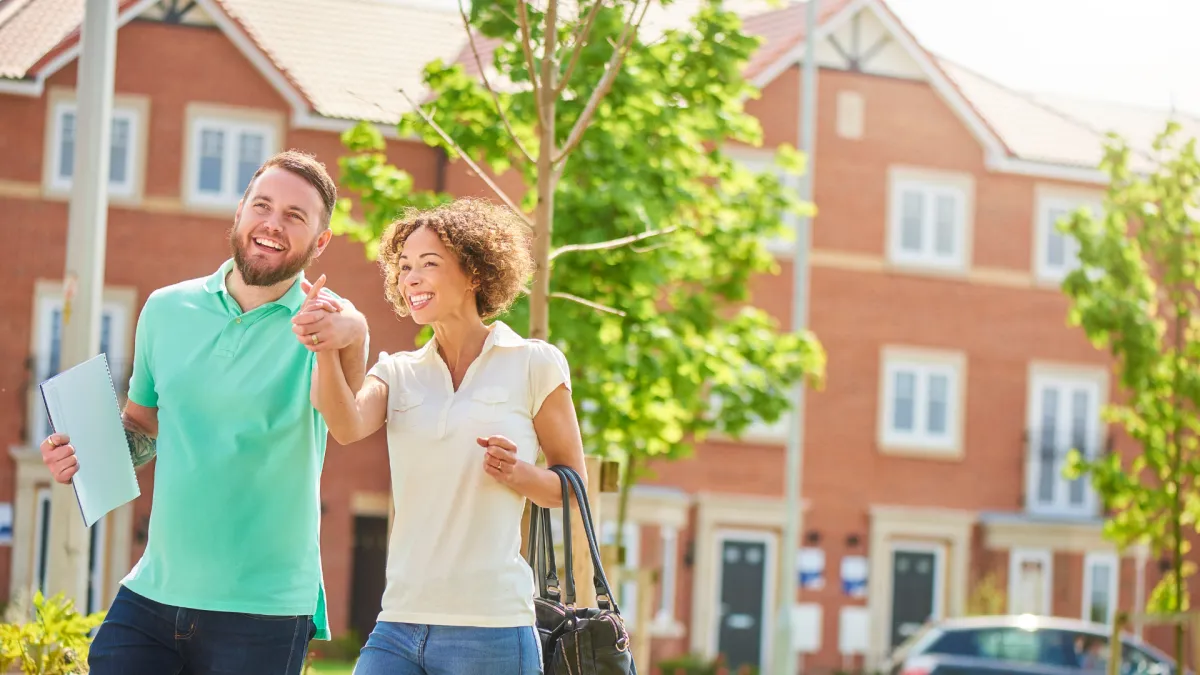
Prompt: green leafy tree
<box><xmin>0</xmin><ymin>592</ymin><xmax>104</xmax><ymax>675</ymax></box>
<box><xmin>334</xmin><ymin>0</ymin><xmax>825</xmax><ymax>565</ymax></box>
<box><xmin>1062</xmin><ymin>121</ymin><xmax>1200</xmax><ymax>666</ymax></box>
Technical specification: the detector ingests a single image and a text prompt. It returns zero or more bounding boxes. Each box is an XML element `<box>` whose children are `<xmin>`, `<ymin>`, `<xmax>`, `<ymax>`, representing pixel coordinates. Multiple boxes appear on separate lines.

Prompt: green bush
<box><xmin>655</xmin><ymin>653</ymin><xmax>759</xmax><ymax>675</ymax></box>
<box><xmin>0</xmin><ymin>591</ymin><xmax>105</xmax><ymax>674</ymax></box>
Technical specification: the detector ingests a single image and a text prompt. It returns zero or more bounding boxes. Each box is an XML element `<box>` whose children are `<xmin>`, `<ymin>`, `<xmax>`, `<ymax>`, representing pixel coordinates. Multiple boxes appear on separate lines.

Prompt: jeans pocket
<box><xmin>240</xmin><ymin>613</ymin><xmax>302</xmax><ymax>621</ymax></box>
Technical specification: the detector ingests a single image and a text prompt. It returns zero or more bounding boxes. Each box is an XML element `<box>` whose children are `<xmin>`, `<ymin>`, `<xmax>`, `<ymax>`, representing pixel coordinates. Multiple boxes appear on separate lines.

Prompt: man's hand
<box><xmin>292</xmin><ymin>275</ymin><xmax>366</xmax><ymax>352</ymax></box>
<box><xmin>40</xmin><ymin>433</ymin><xmax>78</xmax><ymax>484</ymax></box>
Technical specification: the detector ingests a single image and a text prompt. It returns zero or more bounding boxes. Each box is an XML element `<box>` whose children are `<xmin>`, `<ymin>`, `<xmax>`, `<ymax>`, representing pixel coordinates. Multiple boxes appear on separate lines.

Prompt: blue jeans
<box><xmin>88</xmin><ymin>585</ymin><xmax>315</xmax><ymax>675</ymax></box>
<box><xmin>353</xmin><ymin>621</ymin><xmax>542</xmax><ymax>675</ymax></box>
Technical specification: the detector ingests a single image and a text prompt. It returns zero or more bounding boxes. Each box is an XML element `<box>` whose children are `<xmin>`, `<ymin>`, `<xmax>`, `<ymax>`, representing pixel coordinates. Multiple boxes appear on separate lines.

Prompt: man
<box><xmin>39</xmin><ymin>150</ymin><xmax>369</xmax><ymax>675</ymax></box>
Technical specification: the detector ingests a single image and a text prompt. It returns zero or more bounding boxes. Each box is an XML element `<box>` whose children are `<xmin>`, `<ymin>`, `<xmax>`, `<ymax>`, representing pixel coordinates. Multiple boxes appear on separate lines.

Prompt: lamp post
<box><xmin>771</xmin><ymin>0</ymin><xmax>819</xmax><ymax>672</ymax></box>
<box><xmin>44</xmin><ymin>0</ymin><xmax>119</xmax><ymax>610</ymax></box>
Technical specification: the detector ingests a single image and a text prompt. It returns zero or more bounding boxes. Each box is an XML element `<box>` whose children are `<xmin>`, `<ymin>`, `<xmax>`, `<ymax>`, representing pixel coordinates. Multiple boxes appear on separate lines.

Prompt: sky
<box><xmin>439</xmin><ymin>0</ymin><xmax>1200</xmax><ymax>116</ymax></box>
<box><xmin>886</xmin><ymin>0</ymin><xmax>1200</xmax><ymax>116</ymax></box>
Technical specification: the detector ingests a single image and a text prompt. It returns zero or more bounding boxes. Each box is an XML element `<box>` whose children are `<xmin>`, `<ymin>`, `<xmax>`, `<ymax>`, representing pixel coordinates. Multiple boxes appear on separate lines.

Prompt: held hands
<box><xmin>292</xmin><ymin>274</ymin><xmax>367</xmax><ymax>352</ymax></box>
<box><xmin>40</xmin><ymin>433</ymin><xmax>78</xmax><ymax>484</ymax></box>
<box><xmin>478</xmin><ymin>435</ymin><xmax>520</xmax><ymax>486</ymax></box>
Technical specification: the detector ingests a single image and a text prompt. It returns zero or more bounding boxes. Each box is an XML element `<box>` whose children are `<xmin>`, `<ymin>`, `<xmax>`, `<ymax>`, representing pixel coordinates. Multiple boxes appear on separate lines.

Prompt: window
<box><xmin>888</xmin><ymin>171</ymin><xmax>971</xmax><ymax>271</ymax></box>
<box><xmin>1027</xmin><ymin>368</ymin><xmax>1103</xmax><ymax>517</ymax></box>
<box><xmin>1083</xmin><ymin>553</ymin><xmax>1118</xmax><ymax>625</ymax></box>
<box><xmin>187</xmin><ymin>116</ymin><xmax>275</xmax><ymax>206</ymax></box>
<box><xmin>656</xmin><ymin>525</ymin><xmax>678</xmax><ymax>625</ymax></box>
<box><xmin>1009</xmin><ymin>548</ymin><xmax>1052</xmax><ymax>615</ymax></box>
<box><xmin>601</xmin><ymin>521</ymin><xmax>639</xmax><ymax>628</ymax></box>
<box><xmin>1035</xmin><ymin>195</ymin><xmax>1102</xmax><ymax>282</ymax></box>
<box><xmin>31</xmin><ymin>296</ymin><xmax>129</xmax><ymax>445</ymax></box>
<box><xmin>49</xmin><ymin>102</ymin><xmax>140</xmax><ymax>197</ymax></box>
<box><xmin>926</xmin><ymin>628</ymin><xmax>1080</xmax><ymax>668</ymax></box>
<box><xmin>31</xmin><ymin>488</ymin><xmax>51</xmax><ymax>598</ymax></box>
<box><xmin>879</xmin><ymin>350</ymin><xmax>964</xmax><ymax>453</ymax></box>
<box><xmin>726</xmin><ymin>148</ymin><xmax>797</xmax><ymax>256</ymax></box>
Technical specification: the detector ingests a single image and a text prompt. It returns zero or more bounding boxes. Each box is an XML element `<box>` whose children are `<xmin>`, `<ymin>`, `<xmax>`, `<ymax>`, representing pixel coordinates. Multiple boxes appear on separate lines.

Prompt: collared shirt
<box><xmin>123</xmin><ymin>258</ymin><xmax>331</xmax><ymax>639</ymax></box>
<box><xmin>367</xmin><ymin>320</ymin><xmax>571</xmax><ymax>627</ymax></box>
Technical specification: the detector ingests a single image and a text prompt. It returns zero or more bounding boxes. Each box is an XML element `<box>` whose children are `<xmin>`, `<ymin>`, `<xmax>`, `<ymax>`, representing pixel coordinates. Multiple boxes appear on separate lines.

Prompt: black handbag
<box><xmin>525</xmin><ymin>464</ymin><xmax>638</xmax><ymax>675</ymax></box>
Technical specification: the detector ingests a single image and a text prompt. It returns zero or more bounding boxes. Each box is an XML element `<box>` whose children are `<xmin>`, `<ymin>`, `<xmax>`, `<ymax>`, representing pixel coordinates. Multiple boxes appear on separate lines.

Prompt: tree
<box><xmin>1062</xmin><ymin>121</ymin><xmax>1200</xmax><ymax>667</ymax></box>
<box><xmin>334</xmin><ymin>0</ymin><xmax>825</xmax><ymax>568</ymax></box>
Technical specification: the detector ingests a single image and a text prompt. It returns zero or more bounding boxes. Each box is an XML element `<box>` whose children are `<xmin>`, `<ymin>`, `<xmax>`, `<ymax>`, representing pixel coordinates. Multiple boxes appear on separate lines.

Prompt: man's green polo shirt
<box><xmin>122</xmin><ymin>258</ymin><xmax>330</xmax><ymax>640</ymax></box>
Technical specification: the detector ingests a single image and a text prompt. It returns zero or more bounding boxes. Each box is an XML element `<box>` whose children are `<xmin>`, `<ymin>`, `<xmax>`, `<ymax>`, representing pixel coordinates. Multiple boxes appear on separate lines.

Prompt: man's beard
<box><xmin>230</xmin><ymin>228</ymin><xmax>320</xmax><ymax>287</ymax></box>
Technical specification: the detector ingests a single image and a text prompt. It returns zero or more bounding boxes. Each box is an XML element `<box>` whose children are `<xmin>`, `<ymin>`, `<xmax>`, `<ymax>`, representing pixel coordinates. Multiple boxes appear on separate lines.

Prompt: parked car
<box><xmin>883</xmin><ymin>615</ymin><xmax>1177</xmax><ymax>675</ymax></box>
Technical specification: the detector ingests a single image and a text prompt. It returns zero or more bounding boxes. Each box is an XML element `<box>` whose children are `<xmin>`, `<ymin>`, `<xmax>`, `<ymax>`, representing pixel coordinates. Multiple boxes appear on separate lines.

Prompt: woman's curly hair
<box><xmin>378</xmin><ymin>199</ymin><xmax>534</xmax><ymax>320</ymax></box>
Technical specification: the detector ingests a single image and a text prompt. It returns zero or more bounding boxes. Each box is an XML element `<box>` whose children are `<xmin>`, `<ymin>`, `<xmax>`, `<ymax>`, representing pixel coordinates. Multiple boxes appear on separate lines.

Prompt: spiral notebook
<box><xmin>39</xmin><ymin>353</ymin><xmax>141</xmax><ymax>527</ymax></box>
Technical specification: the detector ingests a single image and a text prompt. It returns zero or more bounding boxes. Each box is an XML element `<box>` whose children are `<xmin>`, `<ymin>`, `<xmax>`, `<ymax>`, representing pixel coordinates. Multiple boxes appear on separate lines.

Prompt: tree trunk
<box><xmin>529</xmin><ymin>0</ymin><xmax>559</xmax><ymax>342</ymax></box>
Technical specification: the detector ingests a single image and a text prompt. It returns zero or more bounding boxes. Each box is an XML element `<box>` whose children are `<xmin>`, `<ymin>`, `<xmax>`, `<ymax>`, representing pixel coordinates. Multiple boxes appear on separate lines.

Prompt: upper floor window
<box><xmin>887</xmin><ymin>168</ymin><xmax>973</xmax><ymax>272</ymax></box>
<box><xmin>878</xmin><ymin>347</ymin><xmax>966</xmax><ymax>457</ymax></box>
<box><xmin>1026</xmin><ymin>366</ymin><xmax>1105</xmax><ymax>518</ymax></box>
<box><xmin>1035</xmin><ymin>193</ymin><xmax>1103</xmax><ymax>282</ymax></box>
<box><xmin>48</xmin><ymin>101</ymin><xmax>141</xmax><ymax>198</ymax></box>
<box><xmin>186</xmin><ymin>113</ymin><xmax>276</xmax><ymax>207</ymax></box>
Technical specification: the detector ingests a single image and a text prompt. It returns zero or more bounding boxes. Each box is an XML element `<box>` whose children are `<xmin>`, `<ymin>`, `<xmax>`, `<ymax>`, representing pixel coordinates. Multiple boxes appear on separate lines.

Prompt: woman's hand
<box><xmin>478</xmin><ymin>435</ymin><xmax>520</xmax><ymax>486</ymax></box>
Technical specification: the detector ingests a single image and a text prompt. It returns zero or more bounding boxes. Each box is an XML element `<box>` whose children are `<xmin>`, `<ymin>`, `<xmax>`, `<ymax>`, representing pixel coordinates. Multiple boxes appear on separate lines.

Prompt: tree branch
<box><xmin>399</xmin><ymin>89</ymin><xmax>533</xmax><ymax>230</ymax></box>
<box><xmin>459</xmin><ymin>0</ymin><xmax>534</xmax><ymax>165</ymax></box>
<box><xmin>550</xmin><ymin>291</ymin><xmax>626</xmax><ymax>316</ymax></box>
<box><xmin>553</xmin><ymin>0</ymin><xmax>650</xmax><ymax>166</ymax></box>
<box><xmin>517</xmin><ymin>0</ymin><xmax>547</xmax><ymax>130</ymax></box>
<box><xmin>549</xmin><ymin>226</ymin><xmax>678</xmax><ymax>260</ymax></box>
<box><xmin>556</xmin><ymin>0</ymin><xmax>606</xmax><ymax>96</ymax></box>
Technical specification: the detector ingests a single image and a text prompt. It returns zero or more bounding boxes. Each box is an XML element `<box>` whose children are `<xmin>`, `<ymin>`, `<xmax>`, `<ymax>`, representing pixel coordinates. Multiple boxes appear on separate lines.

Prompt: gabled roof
<box><xmin>0</xmin><ymin>0</ymin><xmax>1194</xmax><ymax>183</ymax></box>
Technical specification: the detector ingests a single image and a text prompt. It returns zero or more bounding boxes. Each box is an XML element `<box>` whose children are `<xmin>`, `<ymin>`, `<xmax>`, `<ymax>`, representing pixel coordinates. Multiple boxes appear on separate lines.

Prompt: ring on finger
<box><xmin>311</xmin><ymin>333</ymin><xmax>319</xmax><ymax>345</ymax></box>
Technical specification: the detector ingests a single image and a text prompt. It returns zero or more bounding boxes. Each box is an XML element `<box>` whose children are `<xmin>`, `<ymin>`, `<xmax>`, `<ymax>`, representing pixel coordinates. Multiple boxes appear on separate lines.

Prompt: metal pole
<box><xmin>45</xmin><ymin>0</ymin><xmax>118</xmax><ymax>609</ymax></box>
<box><xmin>772</xmin><ymin>0</ymin><xmax>819</xmax><ymax>673</ymax></box>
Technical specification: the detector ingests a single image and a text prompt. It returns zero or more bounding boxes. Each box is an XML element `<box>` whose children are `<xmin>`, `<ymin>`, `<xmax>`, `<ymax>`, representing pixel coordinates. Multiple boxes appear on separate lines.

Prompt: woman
<box><xmin>299</xmin><ymin>199</ymin><xmax>586</xmax><ymax>674</ymax></box>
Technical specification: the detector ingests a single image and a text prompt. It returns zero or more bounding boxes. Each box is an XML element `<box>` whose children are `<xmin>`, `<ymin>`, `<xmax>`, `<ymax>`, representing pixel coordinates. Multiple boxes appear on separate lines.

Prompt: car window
<box><xmin>1063</xmin><ymin>632</ymin><xmax>1171</xmax><ymax>675</ymax></box>
<box><xmin>925</xmin><ymin>628</ymin><xmax>1078</xmax><ymax>667</ymax></box>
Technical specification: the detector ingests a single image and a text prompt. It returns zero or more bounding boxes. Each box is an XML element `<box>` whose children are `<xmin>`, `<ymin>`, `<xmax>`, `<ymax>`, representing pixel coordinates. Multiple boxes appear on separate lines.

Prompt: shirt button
<box><xmin>235</xmin><ymin>318</ymin><xmax>242</xmax><ymax>324</ymax></box>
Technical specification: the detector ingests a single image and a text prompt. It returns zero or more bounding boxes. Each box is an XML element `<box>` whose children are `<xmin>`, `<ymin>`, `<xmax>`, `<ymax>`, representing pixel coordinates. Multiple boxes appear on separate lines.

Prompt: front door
<box><xmin>716</xmin><ymin>536</ymin><xmax>769</xmax><ymax>670</ymax></box>
<box><xmin>890</xmin><ymin>546</ymin><xmax>940</xmax><ymax>649</ymax></box>
<box><xmin>349</xmin><ymin>516</ymin><xmax>389</xmax><ymax>646</ymax></box>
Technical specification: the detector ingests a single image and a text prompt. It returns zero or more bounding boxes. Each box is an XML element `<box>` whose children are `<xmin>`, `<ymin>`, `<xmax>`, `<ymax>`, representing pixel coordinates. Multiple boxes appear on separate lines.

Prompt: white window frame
<box><xmin>601</xmin><ymin>521</ymin><xmax>640</xmax><ymax>628</ymax></box>
<box><xmin>1008</xmin><ymin>548</ymin><xmax>1053</xmax><ymax>616</ymax></box>
<box><xmin>711</xmin><ymin>529</ymin><xmax>777</xmax><ymax>667</ymax></box>
<box><xmin>185</xmin><ymin>112</ymin><xmax>278</xmax><ymax>208</ymax></box>
<box><xmin>887</xmin><ymin>167</ymin><xmax>974</xmax><ymax>273</ymax></box>
<box><xmin>725</xmin><ymin>146</ymin><xmax>797</xmax><ymax>257</ymax></box>
<box><xmin>27</xmin><ymin>282</ymin><xmax>134</xmax><ymax>448</ymax></box>
<box><xmin>42</xmin><ymin>89</ymin><xmax>148</xmax><ymax>203</ymax></box>
<box><xmin>1025</xmin><ymin>364</ymin><xmax>1106</xmax><ymax>518</ymax></box>
<box><xmin>1034</xmin><ymin>189</ymin><xmax>1104</xmax><ymax>283</ymax></box>
<box><xmin>1082</xmin><ymin>552</ymin><xmax>1119</xmax><ymax>625</ymax></box>
<box><xmin>878</xmin><ymin>347</ymin><xmax>966</xmax><ymax>457</ymax></box>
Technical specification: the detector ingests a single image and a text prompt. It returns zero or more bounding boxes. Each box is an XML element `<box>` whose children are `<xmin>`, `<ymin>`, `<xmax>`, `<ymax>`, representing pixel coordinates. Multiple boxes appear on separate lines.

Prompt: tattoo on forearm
<box><xmin>126</xmin><ymin>428</ymin><xmax>157</xmax><ymax>468</ymax></box>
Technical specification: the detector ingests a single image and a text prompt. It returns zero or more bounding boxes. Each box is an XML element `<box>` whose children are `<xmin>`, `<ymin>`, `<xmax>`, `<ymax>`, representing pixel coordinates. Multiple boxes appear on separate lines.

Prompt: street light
<box><xmin>44</xmin><ymin>0</ymin><xmax>119</xmax><ymax>609</ymax></box>
<box><xmin>771</xmin><ymin>0</ymin><xmax>819</xmax><ymax>673</ymax></box>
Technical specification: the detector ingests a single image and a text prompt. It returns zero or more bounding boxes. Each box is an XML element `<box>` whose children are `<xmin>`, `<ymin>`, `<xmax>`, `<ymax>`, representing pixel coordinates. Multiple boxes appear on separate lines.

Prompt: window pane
<box><xmin>934</xmin><ymin>194</ymin><xmax>956</xmax><ymax>256</ymax></box>
<box><xmin>892</xmin><ymin>371</ymin><xmax>916</xmax><ymax>431</ymax></box>
<box><xmin>199</xmin><ymin>129</ymin><xmax>225</xmax><ymax>193</ymax></box>
<box><xmin>1089</xmin><ymin>562</ymin><xmax>1112</xmax><ymax>623</ymax></box>
<box><xmin>1038</xmin><ymin>388</ymin><xmax>1059</xmax><ymax>504</ymax></box>
<box><xmin>237</xmin><ymin>132</ymin><xmax>265</xmax><ymax>195</ymax></box>
<box><xmin>1046</xmin><ymin>208</ymin><xmax>1068</xmax><ymax>267</ymax></box>
<box><xmin>927</xmin><ymin>373</ymin><xmax>948</xmax><ymax>434</ymax></box>
<box><xmin>900</xmin><ymin>191</ymin><xmax>923</xmax><ymax>252</ymax></box>
<box><xmin>59</xmin><ymin>111</ymin><xmax>76</xmax><ymax>179</ymax></box>
<box><xmin>48</xmin><ymin>308</ymin><xmax>63</xmax><ymax>378</ymax></box>
<box><xmin>1069</xmin><ymin>389</ymin><xmax>1090</xmax><ymax>505</ymax></box>
<box><xmin>109</xmin><ymin>117</ymin><xmax>130</xmax><ymax>184</ymax></box>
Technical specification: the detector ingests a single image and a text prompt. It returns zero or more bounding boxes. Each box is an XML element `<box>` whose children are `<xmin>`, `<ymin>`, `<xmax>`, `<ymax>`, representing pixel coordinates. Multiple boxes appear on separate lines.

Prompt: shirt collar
<box><xmin>202</xmin><ymin>258</ymin><xmax>308</xmax><ymax>314</ymax></box>
<box><xmin>416</xmin><ymin>320</ymin><xmax>525</xmax><ymax>361</ymax></box>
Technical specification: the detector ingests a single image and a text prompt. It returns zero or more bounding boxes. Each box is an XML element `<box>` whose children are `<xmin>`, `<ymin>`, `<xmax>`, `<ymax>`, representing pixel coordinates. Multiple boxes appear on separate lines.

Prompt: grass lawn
<box><xmin>306</xmin><ymin>660</ymin><xmax>356</xmax><ymax>675</ymax></box>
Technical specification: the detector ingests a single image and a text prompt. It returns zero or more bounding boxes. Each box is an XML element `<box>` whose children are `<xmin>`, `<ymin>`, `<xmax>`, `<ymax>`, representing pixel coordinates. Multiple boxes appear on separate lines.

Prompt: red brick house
<box><xmin>1</xmin><ymin>0</ymin><xmax>1197</xmax><ymax>672</ymax></box>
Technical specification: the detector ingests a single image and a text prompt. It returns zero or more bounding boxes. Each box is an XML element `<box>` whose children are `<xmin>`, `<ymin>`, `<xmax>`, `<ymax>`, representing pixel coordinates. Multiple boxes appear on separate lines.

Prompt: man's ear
<box><xmin>314</xmin><ymin>228</ymin><xmax>334</xmax><ymax>257</ymax></box>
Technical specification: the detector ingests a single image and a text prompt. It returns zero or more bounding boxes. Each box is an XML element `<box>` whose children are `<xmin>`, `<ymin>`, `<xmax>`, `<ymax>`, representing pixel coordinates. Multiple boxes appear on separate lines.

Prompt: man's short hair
<box><xmin>242</xmin><ymin>150</ymin><xmax>338</xmax><ymax>229</ymax></box>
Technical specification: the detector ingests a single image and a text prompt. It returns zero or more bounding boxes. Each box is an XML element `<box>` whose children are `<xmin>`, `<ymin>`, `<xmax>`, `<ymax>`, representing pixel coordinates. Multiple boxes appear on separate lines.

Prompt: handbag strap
<box><xmin>527</xmin><ymin>503</ymin><xmax>560</xmax><ymax>601</ymax></box>
<box><xmin>550</xmin><ymin>465</ymin><xmax>620</xmax><ymax>614</ymax></box>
